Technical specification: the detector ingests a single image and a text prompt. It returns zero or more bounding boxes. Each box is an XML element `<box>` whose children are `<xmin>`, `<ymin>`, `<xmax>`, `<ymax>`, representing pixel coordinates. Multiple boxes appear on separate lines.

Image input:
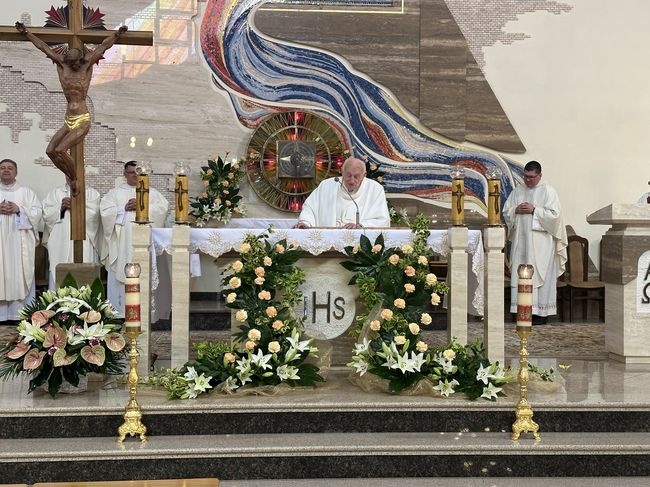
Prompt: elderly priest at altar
<box><xmin>294</xmin><ymin>157</ymin><xmax>390</xmax><ymax>229</ymax></box>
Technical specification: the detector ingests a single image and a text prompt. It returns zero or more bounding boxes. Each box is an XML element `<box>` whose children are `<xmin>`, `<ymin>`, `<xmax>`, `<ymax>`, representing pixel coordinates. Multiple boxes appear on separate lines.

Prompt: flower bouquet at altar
<box><xmin>342</xmin><ymin>214</ymin><xmax>510</xmax><ymax>400</ymax></box>
<box><xmin>148</xmin><ymin>229</ymin><xmax>324</xmax><ymax>399</ymax></box>
<box><xmin>0</xmin><ymin>276</ymin><xmax>126</xmax><ymax>397</ymax></box>
<box><xmin>189</xmin><ymin>154</ymin><xmax>246</xmax><ymax>226</ymax></box>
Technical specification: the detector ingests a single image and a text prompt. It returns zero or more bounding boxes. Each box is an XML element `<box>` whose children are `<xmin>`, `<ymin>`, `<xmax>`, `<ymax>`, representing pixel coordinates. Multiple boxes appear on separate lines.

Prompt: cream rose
<box><xmin>443</xmin><ymin>349</ymin><xmax>456</xmax><ymax>361</ymax></box>
<box><xmin>266</xmin><ymin>306</ymin><xmax>278</xmax><ymax>318</ymax></box>
<box><xmin>404</xmin><ymin>266</ymin><xmax>416</xmax><ymax>277</ymax></box>
<box><xmin>394</xmin><ymin>298</ymin><xmax>406</xmax><ymax>309</ymax></box>
<box><xmin>226</xmin><ymin>292</ymin><xmax>237</xmax><ymax>304</ymax></box>
<box><xmin>224</xmin><ymin>352</ymin><xmax>236</xmax><ymax>363</ymax></box>
<box><xmin>416</xmin><ymin>341</ymin><xmax>428</xmax><ymax>353</ymax></box>
<box><xmin>401</xmin><ymin>244</ymin><xmax>413</xmax><ymax>254</ymax></box>
<box><xmin>420</xmin><ymin>312</ymin><xmax>432</xmax><ymax>325</ymax></box>
<box><xmin>263</xmin><ymin>256</ymin><xmax>272</xmax><ymax>266</ymax></box>
<box><xmin>254</xmin><ymin>277</ymin><xmax>265</xmax><ymax>286</ymax></box>
<box><xmin>418</xmin><ymin>255</ymin><xmax>429</xmax><ymax>266</ymax></box>
<box><xmin>404</xmin><ymin>283</ymin><xmax>415</xmax><ymax>293</ymax></box>
<box><xmin>426</xmin><ymin>273</ymin><xmax>438</xmax><ymax>286</ymax></box>
<box><xmin>372</xmin><ymin>244</ymin><xmax>382</xmax><ymax>253</ymax></box>
<box><xmin>239</xmin><ymin>242</ymin><xmax>251</xmax><ymax>253</ymax></box>
<box><xmin>258</xmin><ymin>290</ymin><xmax>271</xmax><ymax>300</ymax></box>
<box><xmin>275</xmin><ymin>243</ymin><xmax>285</xmax><ymax>254</ymax></box>
<box><xmin>431</xmin><ymin>293</ymin><xmax>441</xmax><ymax>305</ymax></box>
<box><xmin>229</xmin><ymin>277</ymin><xmax>241</xmax><ymax>289</ymax></box>
<box><xmin>408</xmin><ymin>322</ymin><xmax>420</xmax><ymax>334</ymax></box>
<box><xmin>380</xmin><ymin>308</ymin><xmax>394</xmax><ymax>321</ymax></box>
<box><xmin>235</xmin><ymin>309</ymin><xmax>248</xmax><ymax>322</ymax></box>
<box><xmin>245</xmin><ymin>340</ymin><xmax>256</xmax><ymax>351</ymax></box>
<box><xmin>231</xmin><ymin>261</ymin><xmax>243</xmax><ymax>273</ymax></box>
<box><xmin>272</xmin><ymin>320</ymin><xmax>284</xmax><ymax>330</ymax></box>
<box><xmin>369</xmin><ymin>320</ymin><xmax>381</xmax><ymax>332</ymax></box>
<box><xmin>394</xmin><ymin>335</ymin><xmax>407</xmax><ymax>345</ymax></box>
<box><xmin>388</xmin><ymin>254</ymin><xmax>400</xmax><ymax>265</ymax></box>
<box><xmin>352</xmin><ymin>244</ymin><xmax>360</xmax><ymax>254</ymax></box>
<box><xmin>268</xmin><ymin>341</ymin><xmax>281</xmax><ymax>354</ymax></box>
<box><xmin>255</xmin><ymin>266</ymin><xmax>266</xmax><ymax>277</ymax></box>
<box><xmin>247</xmin><ymin>329</ymin><xmax>261</xmax><ymax>341</ymax></box>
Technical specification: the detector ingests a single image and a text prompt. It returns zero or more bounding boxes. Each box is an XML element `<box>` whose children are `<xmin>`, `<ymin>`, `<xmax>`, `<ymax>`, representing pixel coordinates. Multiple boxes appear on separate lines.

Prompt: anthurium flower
<box><xmin>80</xmin><ymin>344</ymin><xmax>106</xmax><ymax>366</ymax></box>
<box><xmin>43</xmin><ymin>325</ymin><xmax>67</xmax><ymax>349</ymax></box>
<box><xmin>6</xmin><ymin>341</ymin><xmax>31</xmax><ymax>359</ymax></box>
<box><xmin>79</xmin><ymin>310</ymin><xmax>102</xmax><ymax>323</ymax></box>
<box><xmin>53</xmin><ymin>349</ymin><xmax>78</xmax><ymax>367</ymax></box>
<box><xmin>104</xmin><ymin>332</ymin><xmax>126</xmax><ymax>352</ymax></box>
<box><xmin>23</xmin><ymin>349</ymin><xmax>47</xmax><ymax>370</ymax></box>
<box><xmin>31</xmin><ymin>309</ymin><xmax>56</xmax><ymax>327</ymax></box>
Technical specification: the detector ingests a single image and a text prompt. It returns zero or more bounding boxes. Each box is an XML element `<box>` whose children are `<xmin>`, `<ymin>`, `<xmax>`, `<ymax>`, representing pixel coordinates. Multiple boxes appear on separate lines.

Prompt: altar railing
<box><xmin>130</xmin><ymin>221</ymin><xmax>505</xmax><ymax>376</ymax></box>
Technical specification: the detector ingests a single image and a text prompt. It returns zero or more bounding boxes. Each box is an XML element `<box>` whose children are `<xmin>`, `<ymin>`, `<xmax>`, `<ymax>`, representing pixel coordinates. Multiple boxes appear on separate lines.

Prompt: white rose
<box><xmin>401</xmin><ymin>244</ymin><xmax>413</xmax><ymax>254</ymax></box>
<box><xmin>431</xmin><ymin>293</ymin><xmax>441</xmax><ymax>305</ymax></box>
<box><xmin>426</xmin><ymin>273</ymin><xmax>438</xmax><ymax>286</ymax></box>
<box><xmin>418</xmin><ymin>256</ymin><xmax>429</xmax><ymax>266</ymax></box>
<box><xmin>226</xmin><ymin>292</ymin><xmax>237</xmax><ymax>304</ymax></box>
<box><xmin>239</xmin><ymin>243</ymin><xmax>251</xmax><ymax>253</ymax></box>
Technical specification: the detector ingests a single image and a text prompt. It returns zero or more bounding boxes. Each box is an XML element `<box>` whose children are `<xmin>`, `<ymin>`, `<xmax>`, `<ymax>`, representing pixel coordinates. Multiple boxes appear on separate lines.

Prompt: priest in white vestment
<box><xmin>638</xmin><ymin>191</ymin><xmax>650</xmax><ymax>204</ymax></box>
<box><xmin>42</xmin><ymin>177</ymin><xmax>103</xmax><ymax>290</ymax></box>
<box><xmin>503</xmin><ymin>160</ymin><xmax>567</xmax><ymax>323</ymax></box>
<box><xmin>0</xmin><ymin>159</ymin><xmax>42</xmax><ymax>322</ymax></box>
<box><xmin>295</xmin><ymin>157</ymin><xmax>390</xmax><ymax>229</ymax></box>
<box><xmin>100</xmin><ymin>161</ymin><xmax>169</xmax><ymax>316</ymax></box>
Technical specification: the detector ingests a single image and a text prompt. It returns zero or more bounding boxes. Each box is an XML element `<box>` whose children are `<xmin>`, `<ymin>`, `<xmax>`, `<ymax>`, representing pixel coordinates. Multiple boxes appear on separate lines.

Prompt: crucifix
<box><xmin>0</xmin><ymin>0</ymin><xmax>153</xmax><ymax>263</ymax></box>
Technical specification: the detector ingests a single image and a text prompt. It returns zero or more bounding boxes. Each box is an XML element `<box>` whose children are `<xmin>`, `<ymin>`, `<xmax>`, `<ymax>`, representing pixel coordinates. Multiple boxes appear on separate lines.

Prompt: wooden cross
<box><xmin>0</xmin><ymin>0</ymin><xmax>152</xmax><ymax>263</ymax></box>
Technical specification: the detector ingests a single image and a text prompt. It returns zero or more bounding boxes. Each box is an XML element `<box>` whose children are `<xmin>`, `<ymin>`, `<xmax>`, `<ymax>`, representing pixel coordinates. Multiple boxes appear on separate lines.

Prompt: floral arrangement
<box><xmin>342</xmin><ymin>214</ymin><xmax>509</xmax><ymax>400</ymax></box>
<box><xmin>189</xmin><ymin>154</ymin><xmax>246</xmax><ymax>226</ymax></box>
<box><xmin>0</xmin><ymin>276</ymin><xmax>126</xmax><ymax>396</ymax></box>
<box><xmin>148</xmin><ymin>229</ymin><xmax>324</xmax><ymax>399</ymax></box>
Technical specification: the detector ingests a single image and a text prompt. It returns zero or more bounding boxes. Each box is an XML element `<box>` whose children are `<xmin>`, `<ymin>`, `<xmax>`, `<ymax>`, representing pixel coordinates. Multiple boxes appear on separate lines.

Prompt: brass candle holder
<box><xmin>174</xmin><ymin>161</ymin><xmax>191</xmax><ymax>224</ymax></box>
<box><xmin>512</xmin><ymin>264</ymin><xmax>540</xmax><ymax>441</ymax></box>
<box><xmin>135</xmin><ymin>162</ymin><xmax>152</xmax><ymax>224</ymax></box>
<box><xmin>450</xmin><ymin>166</ymin><xmax>465</xmax><ymax>226</ymax></box>
<box><xmin>486</xmin><ymin>167</ymin><xmax>502</xmax><ymax>226</ymax></box>
<box><xmin>118</xmin><ymin>263</ymin><xmax>147</xmax><ymax>442</ymax></box>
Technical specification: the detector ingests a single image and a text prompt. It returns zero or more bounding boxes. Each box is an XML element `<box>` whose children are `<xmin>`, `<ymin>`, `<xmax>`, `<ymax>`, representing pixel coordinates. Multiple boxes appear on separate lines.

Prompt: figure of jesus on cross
<box><xmin>15</xmin><ymin>22</ymin><xmax>127</xmax><ymax>196</ymax></box>
<box><xmin>0</xmin><ymin>0</ymin><xmax>152</xmax><ymax>262</ymax></box>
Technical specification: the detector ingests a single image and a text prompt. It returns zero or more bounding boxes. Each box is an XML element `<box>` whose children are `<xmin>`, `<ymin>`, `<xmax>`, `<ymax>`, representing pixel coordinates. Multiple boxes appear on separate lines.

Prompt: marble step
<box><xmin>2</xmin><ymin>432</ymin><xmax>650</xmax><ymax>482</ymax></box>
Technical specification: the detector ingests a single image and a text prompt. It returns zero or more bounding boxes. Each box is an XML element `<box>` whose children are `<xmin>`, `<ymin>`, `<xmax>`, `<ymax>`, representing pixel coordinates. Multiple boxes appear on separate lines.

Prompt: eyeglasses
<box><xmin>523</xmin><ymin>172</ymin><xmax>540</xmax><ymax>180</ymax></box>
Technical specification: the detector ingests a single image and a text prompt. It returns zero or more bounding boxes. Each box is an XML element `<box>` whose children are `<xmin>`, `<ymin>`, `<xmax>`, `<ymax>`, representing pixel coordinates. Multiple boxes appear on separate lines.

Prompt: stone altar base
<box><xmin>55</xmin><ymin>262</ymin><xmax>103</xmax><ymax>288</ymax></box>
<box><xmin>1</xmin><ymin>359</ymin><xmax>650</xmax><ymax>483</ymax></box>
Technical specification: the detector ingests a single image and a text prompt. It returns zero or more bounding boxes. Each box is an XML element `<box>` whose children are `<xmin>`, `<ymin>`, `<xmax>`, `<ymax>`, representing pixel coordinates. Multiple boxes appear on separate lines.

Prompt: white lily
<box><xmin>353</xmin><ymin>338</ymin><xmax>372</xmax><ymax>355</ymax></box>
<box><xmin>18</xmin><ymin>321</ymin><xmax>46</xmax><ymax>343</ymax></box>
<box><xmin>481</xmin><ymin>382</ymin><xmax>503</xmax><ymax>400</ymax></box>
<box><xmin>347</xmin><ymin>356</ymin><xmax>369</xmax><ymax>376</ymax></box>
<box><xmin>433</xmin><ymin>378</ymin><xmax>460</xmax><ymax>397</ymax></box>
<box><xmin>250</xmin><ymin>349</ymin><xmax>273</xmax><ymax>370</ymax></box>
<box><xmin>277</xmin><ymin>364</ymin><xmax>300</xmax><ymax>381</ymax></box>
<box><xmin>476</xmin><ymin>363</ymin><xmax>490</xmax><ymax>385</ymax></box>
<box><xmin>67</xmin><ymin>322</ymin><xmax>110</xmax><ymax>346</ymax></box>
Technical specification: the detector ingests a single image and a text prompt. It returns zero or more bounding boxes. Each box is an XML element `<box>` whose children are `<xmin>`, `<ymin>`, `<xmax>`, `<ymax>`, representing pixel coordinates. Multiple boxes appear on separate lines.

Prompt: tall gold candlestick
<box><xmin>512</xmin><ymin>263</ymin><xmax>540</xmax><ymax>441</ymax></box>
<box><xmin>118</xmin><ymin>262</ymin><xmax>146</xmax><ymax>442</ymax></box>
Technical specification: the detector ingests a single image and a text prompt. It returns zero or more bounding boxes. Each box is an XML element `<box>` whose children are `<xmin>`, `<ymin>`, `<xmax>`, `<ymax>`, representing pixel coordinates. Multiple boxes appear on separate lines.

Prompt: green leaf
<box><xmin>60</xmin><ymin>273</ymin><xmax>78</xmax><ymax>289</ymax></box>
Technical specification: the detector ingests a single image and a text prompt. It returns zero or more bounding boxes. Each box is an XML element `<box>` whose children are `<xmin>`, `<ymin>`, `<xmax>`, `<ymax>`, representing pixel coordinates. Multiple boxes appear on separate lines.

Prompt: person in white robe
<box><xmin>42</xmin><ymin>177</ymin><xmax>103</xmax><ymax>290</ymax></box>
<box><xmin>638</xmin><ymin>190</ymin><xmax>650</xmax><ymax>204</ymax></box>
<box><xmin>503</xmin><ymin>160</ymin><xmax>567</xmax><ymax>323</ymax></box>
<box><xmin>100</xmin><ymin>161</ymin><xmax>169</xmax><ymax>316</ymax></box>
<box><xmin>0</xmin><ymin>158</ymin><xmax>42</xmax><ymax>322</ymax></box>
<box><xmin>295</xmin><ymin>157</ymin><xmax>390</xmax><ymax>228</ymax></box>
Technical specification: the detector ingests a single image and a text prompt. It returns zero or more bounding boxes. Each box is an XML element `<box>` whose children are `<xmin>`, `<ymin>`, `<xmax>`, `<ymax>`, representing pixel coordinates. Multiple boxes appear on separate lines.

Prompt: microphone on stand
<box><xmin>335</xmin><ymin>177</ymin><xmax>360</xmax><ymax>227</ymax></box>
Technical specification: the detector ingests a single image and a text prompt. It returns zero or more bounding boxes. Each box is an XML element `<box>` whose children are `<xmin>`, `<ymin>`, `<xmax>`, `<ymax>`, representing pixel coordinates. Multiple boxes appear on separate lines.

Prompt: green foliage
<box><xmin>189</xmin><ymin>154</ymin><xmax>246</xmax><ymax>225</ymax></box>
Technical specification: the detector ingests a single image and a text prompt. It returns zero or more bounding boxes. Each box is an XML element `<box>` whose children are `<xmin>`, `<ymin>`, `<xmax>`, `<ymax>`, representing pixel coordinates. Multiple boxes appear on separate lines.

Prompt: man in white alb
<box><xmin>294</xmin><ymin>157</ymin><xmax>390</xmax><ymax>229</ymax></box>
<box><xmin>503</xmin><ymin>160</ymin><xmax>567</xmax><ymax>324</ymax></box>
<box><xmin>100</xmin><ymin>161</ymin><xmax>169</xmax><ymax>316</ymax></box>
<box><xmin>42</xmin><ymin>176</ymin><xmax>103</xmax><ymax>289</ymax></box>
<box><xmin>0</xmin><ymin>158</ymin><xmax>42</xmax><ymax>323</ymax></box>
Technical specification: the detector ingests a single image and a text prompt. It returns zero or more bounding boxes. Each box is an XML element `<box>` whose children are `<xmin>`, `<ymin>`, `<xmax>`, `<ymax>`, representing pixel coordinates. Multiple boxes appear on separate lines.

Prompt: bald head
<box><xmin>341</xmin><ymin>157</ymin><xmax>366</xmax><ymax>193</ymax></box>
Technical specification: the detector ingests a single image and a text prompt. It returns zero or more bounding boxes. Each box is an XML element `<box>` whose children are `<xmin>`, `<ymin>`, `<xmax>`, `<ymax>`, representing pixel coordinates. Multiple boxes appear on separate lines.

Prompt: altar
<box><xmin>128</xmin><ymin>219</ymin><xmax>505</xmax><ymax>374</ymax></box>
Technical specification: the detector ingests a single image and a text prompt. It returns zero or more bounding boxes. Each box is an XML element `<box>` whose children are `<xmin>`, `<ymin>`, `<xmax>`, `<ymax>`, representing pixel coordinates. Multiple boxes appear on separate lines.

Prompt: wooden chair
<box><xmin>564</xmin><ymin>234</ymin><xmax>605</xmax><ymax>322</ymax></box>
<box><xmin>556</xmin><ymin>276</ymin><xmax>568</xmax><ymax>321</ymax></box>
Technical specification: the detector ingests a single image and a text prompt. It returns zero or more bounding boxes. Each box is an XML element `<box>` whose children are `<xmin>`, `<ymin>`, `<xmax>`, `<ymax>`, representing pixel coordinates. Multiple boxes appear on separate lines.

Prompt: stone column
<box><xmin>171</xmin><ymin>225</ymin><xmax>191</xmax><ymax>368</ymax></box>
<box><xmin>131</xmin><ymin>223</ymin><xmax>152</xmax><ymax>376</ymax></box>
<box><xmin>483</xmin><ymin>226</ymin><xmax>505</xmax><ymax>363</ymax></box>
<box><xmin>587</xmin><ymin>203</ymin><xmax>650</xmax><ymax>363</ymax></box>
<box><xmin>447</xmin><ymin>226</ymin><xmax>468</xmax><ymax>344</ymax></box>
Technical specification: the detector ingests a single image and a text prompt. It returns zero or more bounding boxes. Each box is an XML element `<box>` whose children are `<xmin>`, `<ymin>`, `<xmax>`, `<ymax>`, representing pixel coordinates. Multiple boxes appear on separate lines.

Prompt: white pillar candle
<box><xmin>516</xmin><ymin>264</ymin><xmax>534</xmax><ymax>328</ymax></box>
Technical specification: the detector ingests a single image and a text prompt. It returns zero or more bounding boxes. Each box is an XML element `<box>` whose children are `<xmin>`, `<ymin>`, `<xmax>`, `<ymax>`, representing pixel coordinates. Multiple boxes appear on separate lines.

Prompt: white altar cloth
<box><xmin>150</xmin><ymin>227</ymin><xmax>485</xmax><ymax>316</ymax></box>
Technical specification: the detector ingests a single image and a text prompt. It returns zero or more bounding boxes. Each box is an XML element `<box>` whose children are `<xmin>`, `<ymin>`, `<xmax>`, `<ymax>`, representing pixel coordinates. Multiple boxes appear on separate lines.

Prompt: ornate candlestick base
<box><xmin>118</xmin><ymin>330</ymin><xmax>147</xmax><ymax>442</ymax></box>
<box><xmin>511</xmin><ymin>326</ymin><xmax>540</xmax><ymax>441</ymax></box>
